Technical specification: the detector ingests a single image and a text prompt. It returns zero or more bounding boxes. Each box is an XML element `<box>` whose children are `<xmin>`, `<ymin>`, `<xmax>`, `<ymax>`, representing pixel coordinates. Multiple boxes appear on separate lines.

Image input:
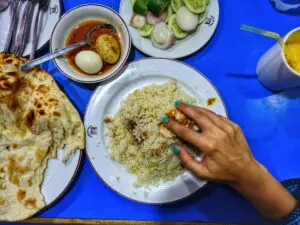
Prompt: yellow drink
<box><xmin>284</xmin><ymin>29</ymin><xmax>300</xmax><ymax>74</ymax></box>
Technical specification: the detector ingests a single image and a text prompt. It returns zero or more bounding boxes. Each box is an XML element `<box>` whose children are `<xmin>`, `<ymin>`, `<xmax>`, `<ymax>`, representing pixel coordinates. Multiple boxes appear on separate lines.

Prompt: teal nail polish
<box><xmin>175</xmin><ymin>100</ymin><xmax>183</xmax><ymax>106</ymax></box>
<box><xmin>162</xmin><ymin>116</ymin><xmax>169</xmax><ymax>124</ymax></box>
<box><xmin>171</xmin><ymin>145</ymin><xmax>180</xmax><ymax>154</ymax></box>
<box><xmin>188</xmin><ymin>103</ymin><xmax>193</xmax><ymax>107</ymax></box>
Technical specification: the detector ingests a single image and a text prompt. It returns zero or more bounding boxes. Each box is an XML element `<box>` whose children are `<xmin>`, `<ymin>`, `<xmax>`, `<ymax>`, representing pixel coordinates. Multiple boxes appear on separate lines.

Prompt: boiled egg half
<box><xmin>75</xmin><ymin>50</ymin><xmax>103</xmax><ymax>74</ymax></box>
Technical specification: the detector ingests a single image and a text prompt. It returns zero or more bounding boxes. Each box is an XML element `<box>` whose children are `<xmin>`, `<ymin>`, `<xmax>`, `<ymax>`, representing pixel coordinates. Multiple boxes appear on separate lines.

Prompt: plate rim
<box><xmin>36</xmin><ymin>0</ymin><xmax>64</xmax><ymax>53</ymax></box>
<box><xmin>84</xmin><ymin>57</ymin><xmax>228</xmax><ymax>205</ymax></box>
<box><xmin>50</xmin><ymin>3</ymin><xmax>132</xmax><ymax>84</ymax></box>
<box><xmin>31</xmin><ymin>150</ymin><xmax>83</xmax><ymax>219</ymax></box>
<box><xmin>24</xmin><ymin>0</ymin><xmax>63</xmax><ymax>56</ymax></box>
<box><xmin>118</xmin><ymin>0</ymin><xmax>220</xmax><ymax>59</ymax></box>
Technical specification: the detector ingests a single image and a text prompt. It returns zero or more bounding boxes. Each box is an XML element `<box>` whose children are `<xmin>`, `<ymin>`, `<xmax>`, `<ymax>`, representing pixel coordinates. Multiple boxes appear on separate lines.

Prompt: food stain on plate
<box><xmin>206</xmin><ymin>97</ymin><xmax>217</xmax><ymax>106</ymax></box>
<box><xmin>65</xmin><ymin>20</ymin><xmax>121</xmax><ymax>76</ymax></box>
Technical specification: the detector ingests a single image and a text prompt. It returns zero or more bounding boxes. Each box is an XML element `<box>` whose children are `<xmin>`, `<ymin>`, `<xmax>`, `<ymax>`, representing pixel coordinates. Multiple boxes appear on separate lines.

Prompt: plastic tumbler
<box><xmin>257</xmin><ymin>27</ymin><xmax>300</xmax><ymax>91</ymax></box>
<box><xmin>270</xmin><ymin>0</ymin><xmax>300</xmax><ymax>14</ymax></box>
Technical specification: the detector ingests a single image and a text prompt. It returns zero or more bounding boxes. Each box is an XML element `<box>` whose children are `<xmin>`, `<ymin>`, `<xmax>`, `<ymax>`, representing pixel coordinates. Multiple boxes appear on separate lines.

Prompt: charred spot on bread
<box><xmin>0</xmin><ymin>197</ymin><xmax>5</xmax><ymax>205</ymax></box>
<box><xmin>17</xmin><ymin>189</ymin><xmax>26</xmax><ymax>202</ymax></box>
<box><xmin>8</xmin><ymin>157</ymin><xmax>31</xmax><ymax>187</ymax></box>
<box><xmin>24</xmin><ymin>109</ymin><xmax>36</xmax><ymax>129</ymax></box>
<box><xmin>24</xmin><ymin>198</ymin><xmax>37</xmax><ymax>209</ymax></box>
<box><xmin>37</xmin><ymin>85</ymin><xmax>50</xmax><ymax>94</ymax></box>
<box><xmin>38</xmin><ymin>110</ymin><xmax>46</xmax><ymax>116</ymax></box>
<box><xmin>53</xmin><ymin>111</ymin><xmax>60</xmax><ymax>117</ymax></box>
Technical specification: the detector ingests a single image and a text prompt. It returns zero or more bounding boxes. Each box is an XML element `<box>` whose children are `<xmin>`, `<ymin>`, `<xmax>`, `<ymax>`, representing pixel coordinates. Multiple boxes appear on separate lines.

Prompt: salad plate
<box><xmin>119</xmin><ymin>0</ymin><xmax>219</xmax><ymax>58</ymax></box>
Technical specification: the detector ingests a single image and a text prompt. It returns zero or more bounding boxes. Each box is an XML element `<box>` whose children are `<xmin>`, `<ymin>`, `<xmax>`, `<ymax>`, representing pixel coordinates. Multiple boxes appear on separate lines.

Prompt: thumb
<box><xmin>171</xmin><ymin>144</ymin><xmax>211</xmax><ymax>180</ymax></box>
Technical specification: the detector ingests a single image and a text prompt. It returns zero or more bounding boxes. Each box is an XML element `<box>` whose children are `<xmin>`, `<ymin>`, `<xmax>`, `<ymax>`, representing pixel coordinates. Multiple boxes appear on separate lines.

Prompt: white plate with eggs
<box><xmin>51</xmin><ymin>4</ymin><xmax>131</xmax><ymax>83</ymax></box>
<box><xmin>119</xmin><ymin>0</ymin><xmax>219</xmax><ymax>58</ymax></box>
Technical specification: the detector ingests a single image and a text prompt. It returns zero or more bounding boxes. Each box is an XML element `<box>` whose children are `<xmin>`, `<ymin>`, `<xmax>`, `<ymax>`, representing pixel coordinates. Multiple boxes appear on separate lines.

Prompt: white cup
<box><xmin>256</xmin><ymin>27</ymin><xmax>300</xmax><ymax>91</ymax></box>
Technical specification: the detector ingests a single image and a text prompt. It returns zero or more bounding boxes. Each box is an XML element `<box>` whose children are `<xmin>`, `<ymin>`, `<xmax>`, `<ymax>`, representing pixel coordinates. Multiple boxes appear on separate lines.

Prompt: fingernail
<box><xmin>188</xmin><ymin>103</ymin><xmax>193</xmax><ymax>107</ymax></box>
<box><xmin>171</xmin><ymin>144</ymin><xmax>180</xmax><ymax>154</ymax></box>
<box><xmin>175</xmin><ymin>100</ymin><xmax>183</xmax><ymax>106</ymax></box>
<box><xmin>161</xmin><ymin>116</ymin><xmax>169</xmax><ymax>124</ymax></box>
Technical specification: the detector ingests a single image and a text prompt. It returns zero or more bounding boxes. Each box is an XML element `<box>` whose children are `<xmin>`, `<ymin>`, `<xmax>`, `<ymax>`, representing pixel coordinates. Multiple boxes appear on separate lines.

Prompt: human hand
<box><xmin>162</xmin><ymin>102</ymin><xmax>259</xmax><ymax>185</ymax></box>
<box><xmin>162</xmin><ymin>102</ymin><xmax>297</xmax><ymax>219</ymax></box>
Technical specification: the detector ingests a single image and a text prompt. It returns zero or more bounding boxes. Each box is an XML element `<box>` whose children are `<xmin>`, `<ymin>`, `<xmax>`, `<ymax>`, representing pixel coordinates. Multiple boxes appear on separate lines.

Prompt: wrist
<box><xmin>231</xmin><ymin>160</ymin><xmax>269</xmax><ymax>193</ymax></box>
<box><xmin>232</xmin><ymin>160</ymin><xmax>268</xmax><ymax>192</ymax></box>
<box><xmin>233</xmin><ymin>161</ymin><xmax>297</xmax><ymax>219</ymax></box>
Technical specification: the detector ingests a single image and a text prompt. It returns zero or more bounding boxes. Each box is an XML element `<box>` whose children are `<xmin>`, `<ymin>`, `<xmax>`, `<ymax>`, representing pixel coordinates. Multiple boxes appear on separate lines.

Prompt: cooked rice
<box><xmin>105</xmin><ymin>80</ymin><xmax>196</xmax><ymax>187</ymax></box>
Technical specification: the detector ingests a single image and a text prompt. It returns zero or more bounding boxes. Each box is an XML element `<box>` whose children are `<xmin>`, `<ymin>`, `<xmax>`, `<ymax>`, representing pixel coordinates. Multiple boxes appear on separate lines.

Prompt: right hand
<box><xmin>163</xmin><ymin>102</ymin><xmax>297</xmax><ymax>219</ymax></box>
<box><xmin>163</xmin><ymin>102</ymin><xmax>261</xmax><ymax>186</ymax></box>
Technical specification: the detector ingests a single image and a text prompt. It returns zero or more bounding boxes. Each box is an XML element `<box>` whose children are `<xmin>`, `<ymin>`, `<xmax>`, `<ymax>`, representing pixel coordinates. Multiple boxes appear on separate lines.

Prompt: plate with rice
<box><xmin>85</xmin><ymin>58</ymin><xmax>227</xmax><ymax>204</ymax></box>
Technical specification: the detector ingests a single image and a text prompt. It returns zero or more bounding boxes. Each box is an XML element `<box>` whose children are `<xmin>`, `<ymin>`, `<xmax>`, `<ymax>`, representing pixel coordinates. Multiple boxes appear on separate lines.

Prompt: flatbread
<box><xmin>0</xmin><ymin>53</ymin><xmax>85</xmax><ymax>221</ymax></box>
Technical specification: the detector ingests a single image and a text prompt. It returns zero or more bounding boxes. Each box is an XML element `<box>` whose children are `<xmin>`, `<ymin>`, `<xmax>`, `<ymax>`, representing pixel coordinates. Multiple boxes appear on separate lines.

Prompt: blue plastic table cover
<box><xmin>5</xmin><ymin>0</ymin><xmax>300</xmax><ymax>224</ymax></box>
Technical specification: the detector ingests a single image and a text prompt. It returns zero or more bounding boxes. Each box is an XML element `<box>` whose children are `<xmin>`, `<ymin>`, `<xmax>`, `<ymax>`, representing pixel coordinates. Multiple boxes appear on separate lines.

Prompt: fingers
<box><xmin>218</xmin><ymin>115</ymin><xmax>236</xmax><ymax>126</ymax></box>
<box><xmin>171</xmin><ymin>144</ymin><xmax>211</xmax><ymax>179</ymax></box>
<box><xmin>164</xmin><ymin>118</ymin><xmax>213</xmax><ymax>153</ymax></box>
<box><xmin>175</xmin><ymin>103</ymin><xmax>218</xmax><ymax>131</ymax></box>
<box><xmin>177</xmin><ymin>103</ymin><xmax>234</xmax><ymax>134</ymax></box>
<box><xmin>193</xmin><ymin>107</ymin><xmax>224</xmax><ymax>126</ymax></box>
<box><xmin>218</xmin><ymin>115</ymin><xmax>241</xmax><ymax>135</ymax></box>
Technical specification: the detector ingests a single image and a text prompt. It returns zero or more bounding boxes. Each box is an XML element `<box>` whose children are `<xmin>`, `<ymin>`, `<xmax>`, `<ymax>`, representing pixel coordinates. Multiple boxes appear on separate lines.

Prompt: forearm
<box><xmin>233</xmin><ymin>162</ymin><xmax>297</xmax><ymax>219</ymax></box>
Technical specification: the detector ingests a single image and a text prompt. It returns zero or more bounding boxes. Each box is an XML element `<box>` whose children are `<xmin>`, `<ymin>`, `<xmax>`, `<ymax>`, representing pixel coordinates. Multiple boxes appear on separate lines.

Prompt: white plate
<box><xmin>85</xmin><ymin>58</ymin><xmax>227</xmax><ymax>204</ymax></box>
<box><xmin>119</xmin><ymin>0</ymin><xmax>219</xmax><ymax>58</ymax></box>
<box><xmin>41</xmin><ymin>149</ymin><xmax>82</xmax><ymax>209</ymax></box>
<box><xmin>0</xmin><ymin>0</ymin><xmax>62</xmax><ymax>56</ymax></box>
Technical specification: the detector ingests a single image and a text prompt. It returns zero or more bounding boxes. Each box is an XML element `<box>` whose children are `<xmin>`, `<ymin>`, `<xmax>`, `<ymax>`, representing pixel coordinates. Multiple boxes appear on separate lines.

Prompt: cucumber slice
<box><xmin>148</xmin><ymin>0</ymin><xmax>170</xmax><ymax>16</ymax></box>
<box><xmin>171</xmin><ymin>0</ymin><xmax>183</xmax><ymax>12</ymax></box>
<box><xmin>198</xmin><ymin>9</ymin><xmax>207</xmax><ymax>24</ymax></box>
<box><xmin>168</xmin><ymin>14</ymin><xmax>187</xmax><ymax>39</ymax></box>
<box><xmin>166</xmin><ymin>5</ymin><xmax>174</xmax><ymax>24</ymax></box>
<box><xmin>183</xmin><ymin>0</ymin><xmax>207</xmax><ymax>14</ymax></box>
<box><xmin>133</xmin><ymin>0</ymin><xmax>149</xmax><ymax>15</ymax></box>
<box><xmin>130</xmin><ymin>0</ymin><xmax>136</xmax><ymax>6</ymax></box>
<box><xmin>139</xmin><ymin>24</ymin><xmax>154</xmax><ymax>37</ymax></box>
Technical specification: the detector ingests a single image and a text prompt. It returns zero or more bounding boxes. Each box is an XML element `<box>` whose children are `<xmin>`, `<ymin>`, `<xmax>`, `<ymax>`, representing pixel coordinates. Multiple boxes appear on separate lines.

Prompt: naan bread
<box><xmin>0</xmin><ymin>53</ymin><xmax>85</xmax><ymax>221</ymax></box>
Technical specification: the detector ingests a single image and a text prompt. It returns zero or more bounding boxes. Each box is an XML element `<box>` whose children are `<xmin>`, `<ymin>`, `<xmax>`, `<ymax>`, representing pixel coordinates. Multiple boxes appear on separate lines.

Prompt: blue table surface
<box><xmin>4</xmin><ymin>0</ymin><xmax>300</xmax><ymax>224</ymax></box>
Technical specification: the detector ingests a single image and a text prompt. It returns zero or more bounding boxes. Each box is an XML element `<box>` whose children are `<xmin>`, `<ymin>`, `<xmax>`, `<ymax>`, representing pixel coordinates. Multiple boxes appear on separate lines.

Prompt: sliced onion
<box><xmin>146</xmin><ymin>11</ymin><xmax>167</xmax><ymax>25</ymax></box>
<box><xmin>130</xmin><ymin>14</ymin><xmax>146</xmax><ymax>29</ymax></box>
<box><xmin>151</xmin><ymin>22</ymin><xmax>176</xmax><ymax>49</ymax></box>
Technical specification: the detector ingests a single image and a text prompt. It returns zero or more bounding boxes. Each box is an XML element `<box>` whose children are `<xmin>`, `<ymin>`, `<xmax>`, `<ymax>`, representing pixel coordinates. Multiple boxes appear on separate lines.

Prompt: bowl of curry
<box><xmin>50</xmin><ymin>4</ymin><xmax>131</xmax><ymax>83</ymax></box>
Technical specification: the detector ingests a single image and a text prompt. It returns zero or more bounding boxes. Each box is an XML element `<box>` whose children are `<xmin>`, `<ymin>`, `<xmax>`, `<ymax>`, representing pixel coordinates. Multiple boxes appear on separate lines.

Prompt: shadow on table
<box><xmin>226</xmin><ymin>73</ymin><xmax>258</xmax><ymax>79</ymax></box>
<box><xmin>162</xmin><ymin>182</ymin><xmax>218</xmax><ymax>206</ymax></box>
<box><xmin>154</xmin><ymin>182</ymin><xmax>261</xmax><ymax>224</ymax></box>
<box><xmin>282</xmin><ymin>87</ymin><xmax>300</xmax><ymax>99</ymax></box>
<box><xmin>279</xmin><ymin>87</ymin><xmax>300</xmax><ymax>139</ymax></box>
